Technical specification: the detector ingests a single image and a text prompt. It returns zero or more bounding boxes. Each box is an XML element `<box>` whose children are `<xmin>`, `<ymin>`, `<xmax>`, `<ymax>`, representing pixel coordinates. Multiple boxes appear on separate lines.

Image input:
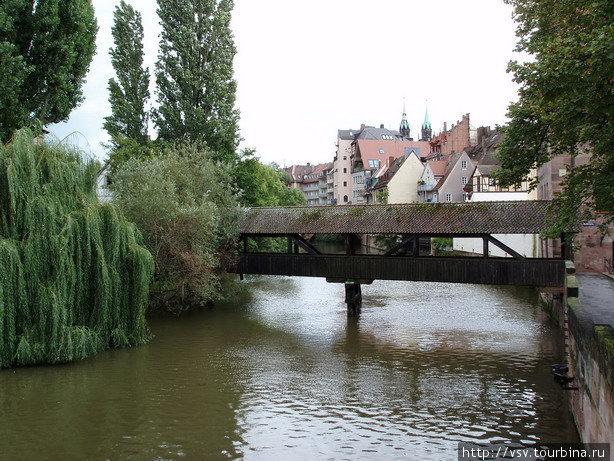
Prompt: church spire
<box><xmin>420</xmin><ymin>101</ymin><xmax>432</xmax><ymax>141</ymax></box>
<box><xmin>399</xmin><ymin>99</ymin><xmax>411</xmax><ymax>139</ymax></box>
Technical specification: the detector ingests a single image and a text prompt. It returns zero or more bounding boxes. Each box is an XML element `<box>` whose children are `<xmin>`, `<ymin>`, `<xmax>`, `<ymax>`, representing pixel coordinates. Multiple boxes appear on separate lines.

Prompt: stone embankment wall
<box><xmin>543</xmin><ymin>263</ymin><xmax>614</xmax><ymax>446</ymax></box>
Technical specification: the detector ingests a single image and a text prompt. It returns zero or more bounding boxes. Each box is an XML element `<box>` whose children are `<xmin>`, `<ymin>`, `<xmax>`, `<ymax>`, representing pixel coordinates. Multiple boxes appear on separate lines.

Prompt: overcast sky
<box><xmin>49</xmin><ymin>0</ymin><xmax>521</xmax><ymax>166</ymax></box>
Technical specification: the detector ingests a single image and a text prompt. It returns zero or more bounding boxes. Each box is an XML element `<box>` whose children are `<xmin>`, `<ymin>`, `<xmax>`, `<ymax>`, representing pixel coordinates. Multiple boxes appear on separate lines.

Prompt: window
<box><xmin>446</xmin><ymin>194</ymin><xmax>452</xmax><ymax>202</ymax></box>
<box><xmin>462</xmin><ymin>176</ymin><xmax>468</xmax><ymax>185</ymax></box>
<box><xmin>488</xmin><ymin>177</ymin><xmax>496</xmax><ymax>186</ymax></box>
<box><xmin>379</xmin><ymin>149</ymin><xmax>385</xmax><ymax>154</ymax></box>
<box><xmin>343</xmin><ymin>168</ymin><xmax>347</xmax><ymax>173</ymax></box>
<box><xmin>368</xmin><ymin>159</ymin><xmax>380</xmax><ymax>168</ymax></box>
<box><xmin>343</xmin><ymin>195</ymin><xmax>348</xmax><ymax>203</ymax></box>
<box><xmin>343</xmin><ymin>156</ymin><xmax>347</xmax><ymax>160</ymax></box>
<box><xmin>461</xmin><ymin>160</ymin><xmax>467</xmax><ymax>170</ymax></box>
<box><xmin>343</xmin><ymin>181</ymin><xmax>347</xmax><ymax>187</ymax></box>
<box><xmin>463</xmin><ymin>192</ymin><xmax>470</xmax><ymax>202</ymax></box>
<box><xmin>433</xmin><ymin>193</ymin><xmax>439</xmax><ymax>202</ymax></box>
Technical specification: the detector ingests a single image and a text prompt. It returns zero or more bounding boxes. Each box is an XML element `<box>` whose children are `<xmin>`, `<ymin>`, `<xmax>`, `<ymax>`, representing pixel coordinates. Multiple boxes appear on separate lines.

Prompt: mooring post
<box><xmin>345</xmin><ymin>282</ymin><xmax>362</xmax><ymax>316</ymax></box>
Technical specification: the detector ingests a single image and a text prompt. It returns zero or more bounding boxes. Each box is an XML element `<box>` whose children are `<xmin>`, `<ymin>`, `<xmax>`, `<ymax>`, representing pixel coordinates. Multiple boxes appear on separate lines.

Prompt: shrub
<box><xmin>111</xmin><ymin>143</ymin><xmax>240</xmax><ymax>311</ymax></box>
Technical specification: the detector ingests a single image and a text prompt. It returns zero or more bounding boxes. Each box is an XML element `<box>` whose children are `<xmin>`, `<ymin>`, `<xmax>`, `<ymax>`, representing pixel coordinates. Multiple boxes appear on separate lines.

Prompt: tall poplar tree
<box><xmin>154</xmin><ymin>0</ymin><xmax>240</xmax><ymax>163</ymax></box>
<box><xmin>0</xmin><ymin>0</ymin><xmax>97</xmax><ymax>142</ymax></box>
<box><xmin>104</xmin><ymin>0</ymin><xmax>150</xmax><ymax>146</ymax></box>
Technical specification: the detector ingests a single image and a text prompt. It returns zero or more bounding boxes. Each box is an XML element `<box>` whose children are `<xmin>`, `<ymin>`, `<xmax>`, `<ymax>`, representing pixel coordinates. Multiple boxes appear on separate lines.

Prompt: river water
<box><xmin>1</xmin><ymin>276</ymin><xmax>578</xmax><ymax>460</ymax></box>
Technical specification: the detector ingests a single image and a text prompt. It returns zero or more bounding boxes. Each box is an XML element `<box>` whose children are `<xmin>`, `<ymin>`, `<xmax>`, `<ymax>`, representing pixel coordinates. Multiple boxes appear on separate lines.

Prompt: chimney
<box><xmin>380</xmin><ymin>123</ymin><xmax>385</xmax><ymax>129</ymax></box>
<box><xmin>443</xmin><ymin>122</ymin><xmax>447</xmax><ymax>132</ymax></box>
<box><xmin>360</xmin><ymin>124</ymin><xmax>365</xmax><ymax>131</ymax></box>
<box><xmin>389</xmin><ymin>156</ymin><xmax>394</xmax><ymax>166</ymax></box>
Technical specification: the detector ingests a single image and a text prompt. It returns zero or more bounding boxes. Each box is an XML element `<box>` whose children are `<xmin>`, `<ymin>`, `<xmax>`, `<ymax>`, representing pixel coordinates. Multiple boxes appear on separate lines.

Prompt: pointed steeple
<box><xmin>423</xmin><ymin>105</ymin><xmax>431</xmax><ymax>130</ymax></box>
<box><xmin>399</xmin><ymin>99</ymin><xmax>411</xmax><ymax>139</ymax></box>
<box><xmin>420</xmin><ymin>101</ymin><xmax>432</xmax><ymax>141</ymax></box>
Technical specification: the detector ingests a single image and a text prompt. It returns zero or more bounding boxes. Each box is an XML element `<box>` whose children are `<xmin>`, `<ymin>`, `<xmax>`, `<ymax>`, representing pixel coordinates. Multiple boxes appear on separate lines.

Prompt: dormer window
<box><xmin>379</xmin><ymin>149</ymin><xmax>385</xmax><ymax>154</ymax></box>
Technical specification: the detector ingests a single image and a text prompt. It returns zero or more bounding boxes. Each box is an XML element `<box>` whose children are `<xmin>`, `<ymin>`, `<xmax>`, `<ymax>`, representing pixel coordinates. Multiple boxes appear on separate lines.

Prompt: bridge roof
<box><xmin>239</xmin><ymin>201</ymin><xmax>555</xmax><ymax>235</ymax></box>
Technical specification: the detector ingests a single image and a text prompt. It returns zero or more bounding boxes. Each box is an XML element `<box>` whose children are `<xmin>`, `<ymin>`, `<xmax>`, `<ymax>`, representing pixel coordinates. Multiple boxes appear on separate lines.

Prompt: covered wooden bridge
<box><xmin>229</xmin><ymin>201</ymin><xmax>567</xmax><ymax>314</ymax></box>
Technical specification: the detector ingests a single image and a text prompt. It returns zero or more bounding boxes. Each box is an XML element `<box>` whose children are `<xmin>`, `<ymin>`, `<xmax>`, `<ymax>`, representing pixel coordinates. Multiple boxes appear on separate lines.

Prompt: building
<box><xmin>417</xmin><ymin>160</ymin><xmax>447</xmax><ymax>203</ymax></box>
<box><xmin>419</xmin><ymin>106</ymin><xmax>432</xmax><ymax>142</ymax></box>
<box><xmin>333</xmin><ymin>130</ymin><xmax>356</xmax><ymax>205</ymax></box>
<box><xmin>285</xmin><ymin>164</ymin><xmax>314</xmax><ymax>190</ymax></box>
<box><xmin>536</xmin><ymin>150</ymin><xmax>614</xmax><ymax>272</ymax></box>
<box><xmin>428</xmin><ymin>151</ymin><xmax>474</xmax><ymax>203</ymax></box>
<box><xmin>464</xmin><ymin>128</ymin><xmax>536</xmax><ymax>202</ymax></box>
<box><xmin>453</xmin><ymin>129</ymin><xmax>539</xmax><ymax>257</ymax></box>
<box><xmin>383</xmin><ymin>150</ymin><xmax>425</xmax><ymax>204</ymax></box>
<box><xmin>429</xmin><ymin>113</ymin><xmax>477</xmax><ymax>157</ymax></box>
<box><xmin>285</xmin><ymin>162</ymin><xmax>334</xmax><ymax>205</ymax></box>
<box><xmin>333</xmin><ymin>104</ymin><xmax>432</xmax><ymax>205</ymax></box>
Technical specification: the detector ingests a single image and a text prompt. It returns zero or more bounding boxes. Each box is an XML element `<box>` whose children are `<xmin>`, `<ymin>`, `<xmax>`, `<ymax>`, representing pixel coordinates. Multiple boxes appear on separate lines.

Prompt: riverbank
<box><xmin>541</xmin><ymin>266</ymin><xmax>614</xmax><ymax>447</ymax></box>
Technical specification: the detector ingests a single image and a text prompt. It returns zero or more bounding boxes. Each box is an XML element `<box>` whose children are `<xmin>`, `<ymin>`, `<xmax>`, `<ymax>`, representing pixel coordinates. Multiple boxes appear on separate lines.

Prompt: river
<box><xmin>0</xmin><ymin>276</ymin><xmax>578</xmax><ymax>460</ymax></box>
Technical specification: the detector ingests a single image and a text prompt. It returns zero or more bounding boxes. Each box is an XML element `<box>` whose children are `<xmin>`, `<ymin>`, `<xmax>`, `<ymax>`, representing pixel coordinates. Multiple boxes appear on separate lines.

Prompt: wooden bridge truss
<box><xmin>229</xmin><ymin>202</ymin><xmax>569</xmax><ymax>315</ymax></box>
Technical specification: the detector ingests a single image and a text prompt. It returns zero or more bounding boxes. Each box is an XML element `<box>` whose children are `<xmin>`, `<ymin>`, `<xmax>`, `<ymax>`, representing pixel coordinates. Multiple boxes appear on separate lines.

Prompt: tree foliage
<box><xmin>0</xmin><ymin>0</ymin><xmax>98</xmax><ymax>142</ymax></box>
<box><xmin>104</xmin><ymin>0</ymin><xmax>150</xmax><ymax>146</ymax></box>
<box><xmin>0</xmin><ymin>129</ymin><xmax>153</xmax><ymax>368</ymax></box>
<box><xmin>234</xmin><ymin>152</ymin><xmax>306</xmax><ymax>207</ymax></box>
<box><xmin>154</xmin><ymin>0</ymin><xmax>239</xmax><ymax>164</ymax></box>
<box><xmin>496</xmin><ymin>0</ymin><xmax>614</xmax><ymax>235</ymax></box>
<box><xmin>111</xmin><ymin>143</ymin><xmax>241</xmax><ymax>311</ymax></box>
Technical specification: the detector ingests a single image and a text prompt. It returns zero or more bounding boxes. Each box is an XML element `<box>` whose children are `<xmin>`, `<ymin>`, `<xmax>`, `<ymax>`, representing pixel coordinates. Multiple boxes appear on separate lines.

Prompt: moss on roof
<box><xmin>239</xmin><ymin>201</ymin><xmax>556</xmax><ymax>235</ymax></box>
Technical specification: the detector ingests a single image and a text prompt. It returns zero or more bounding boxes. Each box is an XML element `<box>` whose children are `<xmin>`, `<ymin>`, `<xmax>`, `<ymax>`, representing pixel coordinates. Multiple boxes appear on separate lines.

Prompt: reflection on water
<box><xmin>0</xmin><ymin>277</ymin><xmax>577</xmax><ymax>460</ymax></box>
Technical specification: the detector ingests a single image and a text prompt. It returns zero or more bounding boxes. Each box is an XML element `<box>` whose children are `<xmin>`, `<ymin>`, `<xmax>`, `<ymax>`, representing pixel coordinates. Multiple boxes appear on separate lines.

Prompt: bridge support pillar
<box><xmin>345</xmin><ymin>282</ymin><xmax>362</xmax><ymax>316</ymax></box>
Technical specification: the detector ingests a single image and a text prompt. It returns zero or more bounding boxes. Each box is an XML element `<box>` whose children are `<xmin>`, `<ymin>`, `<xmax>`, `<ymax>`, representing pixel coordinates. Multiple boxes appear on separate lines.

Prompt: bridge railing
<box><xmin>230</xmin><ymin>253</ymin><xmax>565</xmax><ymax>287</ymax></box>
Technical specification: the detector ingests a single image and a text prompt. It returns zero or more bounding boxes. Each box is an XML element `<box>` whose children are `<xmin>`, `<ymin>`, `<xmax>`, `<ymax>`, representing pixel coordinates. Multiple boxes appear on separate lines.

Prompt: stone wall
<box><xmin>565</xmin><ymin>265</ymin><xmax>614</xmax><ymax>446</ymax></box>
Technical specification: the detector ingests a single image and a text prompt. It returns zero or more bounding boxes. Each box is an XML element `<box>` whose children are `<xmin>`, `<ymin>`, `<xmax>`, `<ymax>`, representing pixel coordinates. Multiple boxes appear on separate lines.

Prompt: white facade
<box><xmin>97</xmin><ymin>167</ymin><xmax>112</xmax><ymax>203</ymax></box>
<box><xmin>387</xmin><ymin>153</ymin><xmax>424</xmax><ymax>204</ymax></box>
<box><xmin>453</xmin><ymin>191</ymin><xmax>538</xmax><ymax>257</ymax></box>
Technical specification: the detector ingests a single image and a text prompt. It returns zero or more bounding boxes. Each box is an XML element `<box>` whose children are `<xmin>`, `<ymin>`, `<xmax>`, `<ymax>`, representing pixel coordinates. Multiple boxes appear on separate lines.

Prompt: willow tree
<box><xmin>0</xmin><ymin>0</ymin><xmax>98</xmax><ymax>142</ymax></box>
<box><xmin>0</xmin><ymin>130</ymin><xmax>154</xmax><ymax>368</ymax></box>
<box><xmin>154</xmin><ymin>0</ymin><xmax>240</xmax><ymax>164</ymax></box>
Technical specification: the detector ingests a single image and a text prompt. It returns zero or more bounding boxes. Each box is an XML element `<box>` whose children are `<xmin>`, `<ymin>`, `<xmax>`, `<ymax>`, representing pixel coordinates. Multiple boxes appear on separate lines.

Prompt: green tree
<box><xmin>495</xmin><ymin>0</ymin><xmax>614</xmax><ymax>236</ymax></box>
<box><xmin>111</xmin><ymin>142</ymin><xmax>241</xmax><ymax>312</ymax></box>
<box><xmin>234</xmin><ymin>152</ymin><xmax>306</xmax><ymax>207</ymax></box>
<box><xmin>104</xmin><ymin>0</ymin><xmax>150</xmax><ymax>146</ymax></box>
<box><xmin>0</xmin><ymin>0</ymin><xmax>98</xmax><ymax>142</ymax></box>
<box><xmin>154</xmin><ymin>0</ymin><xmax>240</xmax><ymax>164</ymax></box>
<box><xmin>0</xmin><ymin>129</ymin><xmax>153</xmax><ymax>368</ymax></box>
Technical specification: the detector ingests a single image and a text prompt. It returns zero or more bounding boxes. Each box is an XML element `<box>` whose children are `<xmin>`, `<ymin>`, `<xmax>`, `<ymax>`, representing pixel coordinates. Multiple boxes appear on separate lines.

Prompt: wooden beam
<box><xmin>289</xmin><ymin>234</ymin><xmax>322</xmax><ymax>255</ymax></box>
<box><xmin>345</xmin><ymin>234</ymin><xmax>355</xmax><ymax>255</ymax></box>
<box><xmin>486</xmin><ymin>235</ymin><xmax>524</xmax><ymax>260</ymax></box>
<box><xmin>483</xmin><ymin>237</ymin><xmax>489</xmax><ymax>258</ymax></box>
<box><xmin>384</xmin><ymin>236</ymin><xmax>413</xmax><ymax>256</ymax></box>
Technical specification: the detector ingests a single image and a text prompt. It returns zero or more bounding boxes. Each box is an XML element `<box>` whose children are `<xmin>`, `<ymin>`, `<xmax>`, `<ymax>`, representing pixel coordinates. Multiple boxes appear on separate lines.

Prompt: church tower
<box><xmin>420</xmin><ymin>104</ymin><xmax>432</xmax><ymax>141</ymax></box>
<box><xmin>399</xmin><ymin>101</ymin><xmax>411</xmax><ymax>139</ymax></box>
